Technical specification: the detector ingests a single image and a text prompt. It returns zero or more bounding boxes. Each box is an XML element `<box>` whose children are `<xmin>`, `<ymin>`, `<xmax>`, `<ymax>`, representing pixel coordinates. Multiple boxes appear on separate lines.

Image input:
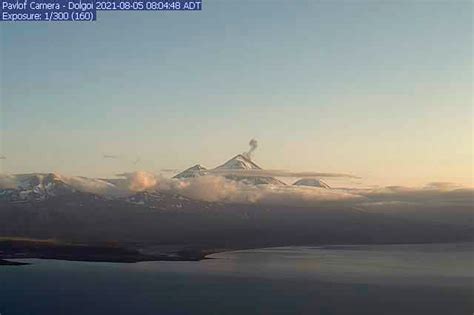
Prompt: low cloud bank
<box><xmin>1</xmin><ymin>172</ymin><xmax>472</xmax><ymax>209</ymax></box>
<box><xmin>349</xmin><ymin>184</ymin><xmax>473</xmax><ymax>207</ymax></box>
<box><xmin>208</xmin><ymin>169</ymin><xmax>359</xmax><ymax>179</ymax></box>
<box><xmin>0</xmin><ymin>175</ymin><xmax>18</xmax><ymax>189</ymax></box>
<box><xmin>112</xmin><ymin>172</ymin><xmax>473</xmax><ymax>209</ymax></box>
<box><xmin>169</xmin><ymin>175</ymin><xmax>363</xmax><ymax>206</ymax></box>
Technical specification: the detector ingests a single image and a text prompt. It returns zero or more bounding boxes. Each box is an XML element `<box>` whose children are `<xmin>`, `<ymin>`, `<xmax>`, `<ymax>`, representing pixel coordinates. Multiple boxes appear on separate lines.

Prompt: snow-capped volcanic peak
<box><xmin>173</xmin><ymin>164</ymin><xmax>208</xmax><ymax>179</ymax></box>
<box><xmin>1</xmin><ymin>173</ymin><xmax>76</xmax><ymax>202</ymax></box>
<box><xmin>215</xmin><ymin>154</ymin><xmax>262</xmax><ymax>170</ymax></box>
<box><xmin>18</xmin><ymin>173</ymin><xmax>64</xmax><ymax>190</ymax></box>
<box><xmin>293</xmin><ymin>178</ymin><xmax>331</xmax><ymax>189</ymax></box>
<box><xmin>213</xmin><ymin>154</ymin><xmax>285</xmax><ymax>186</ymax></box>
<box><xmin>15</xmin><ymin>173</ymin><xmax>72</xmax><ymax>193</ymax></box>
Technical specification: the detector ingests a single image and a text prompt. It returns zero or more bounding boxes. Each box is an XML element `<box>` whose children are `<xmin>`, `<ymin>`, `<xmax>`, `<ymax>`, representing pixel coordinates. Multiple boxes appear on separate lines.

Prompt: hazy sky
<box><xmin>0</xmin><ymin>0</ymin><xmax>472</xmax><ymax>186</ymax></box>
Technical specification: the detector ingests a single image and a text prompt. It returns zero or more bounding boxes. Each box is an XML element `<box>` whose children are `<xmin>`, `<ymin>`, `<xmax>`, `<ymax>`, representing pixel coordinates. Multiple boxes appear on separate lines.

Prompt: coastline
<box><xmin>0</xmin><ymin>259</ymin><xmax>30</xmax><ymax>266</ymax></box>
<box><xmin>0</xmin><ymin>238</ymin><xmax>212</xmax><ymax>265</ymax></box>
<box><xmin>3</xmin><ymin>238</ymin><xmax>472</xmax><ymax>266</ymax></box>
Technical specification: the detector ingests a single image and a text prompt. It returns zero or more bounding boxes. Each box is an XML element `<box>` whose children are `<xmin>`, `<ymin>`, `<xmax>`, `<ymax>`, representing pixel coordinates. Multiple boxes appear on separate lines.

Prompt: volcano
<box><xmin>174</xmin><ymin>154</ymin><xmax>285</xmax><ymax>185</ymax></box>
<box><xmin>173</xmin><ymin>164</ymin><xmax>208</xmax><ymax>179</ymax></box>
<box><xmin>293</xmin><ymin>178</ymin><xmax>331</xmax><ymax>189</ymax></box>
<box><xmin>0</xmin><ymin>173</ymin><xmax>76</xmax><ymax>202</ymax></box>
<box><xmin>213</xmin><ymin>154</ymin><xmax>285</xmax><ymax>185</ymax></box>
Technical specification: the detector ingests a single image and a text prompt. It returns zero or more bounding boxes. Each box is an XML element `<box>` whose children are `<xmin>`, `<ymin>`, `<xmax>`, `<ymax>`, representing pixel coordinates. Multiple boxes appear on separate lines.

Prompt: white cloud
<box><xmin>2</xmin><ymin>172</ymin><xmax>472</xmax><ymax>210</ymax></box>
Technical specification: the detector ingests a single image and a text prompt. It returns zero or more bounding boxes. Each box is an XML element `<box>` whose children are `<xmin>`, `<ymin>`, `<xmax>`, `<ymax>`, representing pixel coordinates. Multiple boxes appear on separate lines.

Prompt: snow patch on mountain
<box><xmin>212</xmin><ymin>154</ymin><xmax>285</xmax><ymax>185</ymax></box>
<box><xmin>173</xmin><ymin>164</ymin><xmax>208</xmax><ymax>179</ymax></box>
<box><xmin>0</xmin><ymin>173</ymin><xmax>75</xmax><ymax>202</ymax></box>
<box><xmin>0</xmin><ymin>173</ymin><xmax>125</xmax><ymax>202</ymax></box>
<box><xmin>215</xmin><ymin>154</ymin><xmax>261</xmax><ymax>170</ymax></box>
<box><xmin>293</xmin><ymin>178</ymin><xmax>331</xmax><ymax>189</ymax></box>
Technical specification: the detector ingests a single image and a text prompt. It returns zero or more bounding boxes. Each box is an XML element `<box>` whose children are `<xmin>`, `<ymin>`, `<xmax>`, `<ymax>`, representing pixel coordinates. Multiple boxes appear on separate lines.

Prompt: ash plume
<box><xmin>243</xmin><ymin>139</ymin><xmax>258</xmax><ymax>160</ymax></box>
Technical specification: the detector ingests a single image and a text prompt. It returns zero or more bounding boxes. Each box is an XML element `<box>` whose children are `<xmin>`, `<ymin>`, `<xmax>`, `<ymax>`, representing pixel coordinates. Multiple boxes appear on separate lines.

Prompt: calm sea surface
<box><xmin>0</xmin><ymin>243</ymin><xmax>472</xmax><ymax>315</ymax></box>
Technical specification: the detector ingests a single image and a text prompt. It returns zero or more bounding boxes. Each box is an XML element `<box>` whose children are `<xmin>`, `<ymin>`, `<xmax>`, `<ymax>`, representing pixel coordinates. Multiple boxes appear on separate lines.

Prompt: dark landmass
<box><xmin>0</xmin><ymin>191</ymin><xmax>472</xmax><ymax>265</ymax></box>
<box><xmin>0</xmin><ymin>238</ymin><xmax>208</xmax><ymax>265</ymax></box>
<box><xmin>0</xmin><ymin>259</ymin><xmax>30</xmax><ymax>266</ymax></box>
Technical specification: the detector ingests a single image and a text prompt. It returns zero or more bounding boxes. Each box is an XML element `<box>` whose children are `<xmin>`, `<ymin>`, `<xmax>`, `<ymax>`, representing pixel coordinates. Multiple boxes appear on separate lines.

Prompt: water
<box><xmin>0</xmin><ymin>243</ymin><xmax>472</xmax><ymax>315</ymax></box>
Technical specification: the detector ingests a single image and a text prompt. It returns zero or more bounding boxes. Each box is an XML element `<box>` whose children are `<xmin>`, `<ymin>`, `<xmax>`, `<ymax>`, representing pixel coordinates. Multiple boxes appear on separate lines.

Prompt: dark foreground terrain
<box><xmin>0</xmin><ymin>238</ymin><xmax>209</xmax><ymax>264</ymax></box>
<box><xmin>0</xmin><ymin>259</ymin><xmax>29</xmax><ymax>265</ymax></box>
<box><xmin>0</xmin><ymin>191</ymin><xmax>472</xmax><ymax>264</ymax></box>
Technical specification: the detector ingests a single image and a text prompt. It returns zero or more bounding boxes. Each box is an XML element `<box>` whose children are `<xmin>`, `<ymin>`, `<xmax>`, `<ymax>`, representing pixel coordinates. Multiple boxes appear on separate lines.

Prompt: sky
<box><xmin>0</xmin><ymin>0</ymin><xmax>472</xmax><ymax>187</ymax></box>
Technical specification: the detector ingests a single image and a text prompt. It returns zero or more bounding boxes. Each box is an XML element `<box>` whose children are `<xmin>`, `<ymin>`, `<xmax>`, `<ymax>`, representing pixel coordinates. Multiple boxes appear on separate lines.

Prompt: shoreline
<box><xmin>2</xmin><ymin>239</ymin><xmax>471</xmax><ymax>266</ymax></box>
<box><xmin>0</xmin><ymin>259</ymin><xmax>30</xmax><ymax>266</ymax></box>
<box><xmin>0</xmin><ymin>238</ymin><xmax>211</xmax><ymax>265</ymax></box>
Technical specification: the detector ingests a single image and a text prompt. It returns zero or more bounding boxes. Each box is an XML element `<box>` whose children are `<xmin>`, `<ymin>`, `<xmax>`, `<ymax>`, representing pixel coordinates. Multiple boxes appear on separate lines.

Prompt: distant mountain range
<box><xmin>0</xmin><ymin>154</ymin><xmax>472</xmax><ymax>252</ymax></box>
<box><xmin>0</xmin><ymin>154</ymin><xmax>335</xmax><ymax>205</ymax></box>
<box><xmin>0</xmin><ymin>173</ymin><xmax>76</xmax><ymax>203</ymax></box>
<box><xmin>175</xmin><ymin>154</ymin><xmax>308</xmax><ymax>186</ymax></box>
